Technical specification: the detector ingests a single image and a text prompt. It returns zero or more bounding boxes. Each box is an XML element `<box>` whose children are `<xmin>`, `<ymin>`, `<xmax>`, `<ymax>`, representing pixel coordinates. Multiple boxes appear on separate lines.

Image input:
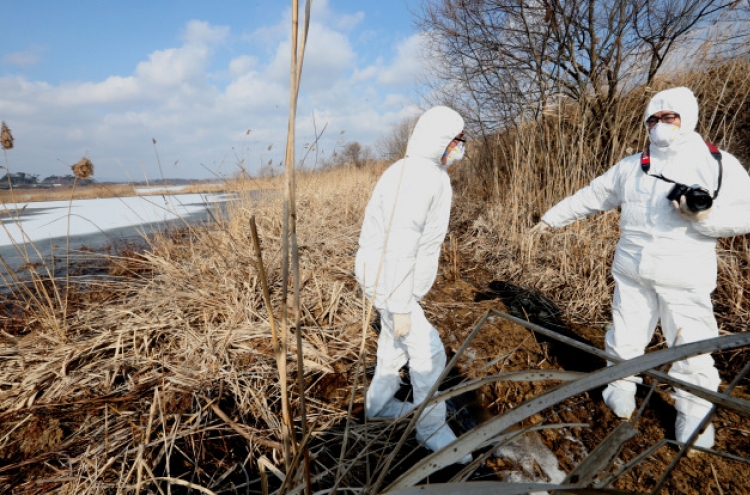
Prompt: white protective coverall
<box><xmin>355</xmin><ymin>106</ymin><xmax>468</xmax><ymax>459</ymax></box>
<box><xmin>540</xmin><ymin>87</ymin><xmax>750</xmax><ymax>448</ymax></box>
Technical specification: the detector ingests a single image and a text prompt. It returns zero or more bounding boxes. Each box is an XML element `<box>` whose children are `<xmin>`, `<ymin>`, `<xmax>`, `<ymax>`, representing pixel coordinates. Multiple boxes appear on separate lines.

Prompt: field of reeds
<box><xmin>1</xmin><ymin>45</ymin><xmax>750</xmax><ymax>495</ymax></box>
<box><xmin>457</xmin><ymin>58</ymin><xmax>750</xmax><ymax>332</ymax></box>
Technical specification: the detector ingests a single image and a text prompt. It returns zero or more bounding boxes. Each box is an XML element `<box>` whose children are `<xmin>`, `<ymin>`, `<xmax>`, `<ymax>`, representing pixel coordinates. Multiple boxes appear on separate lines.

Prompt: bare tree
<box><xmin>342</xmin><ymin>141</ymin><xmax>364</xmax><ymax>167</ymax></box>
<box><xmin>417</xmin><ymin>0</ymin><xmax>742</xmax><ymax>138</ymax></box>
<box><xmin>325</xmin><ymin>141</ymin><xmax>375</xmax><ymax>168</ymax></box>
<box><xmin>376</xmin><ymin>116</ymin><xmax>419</xmax><ymax>161</ymax></box>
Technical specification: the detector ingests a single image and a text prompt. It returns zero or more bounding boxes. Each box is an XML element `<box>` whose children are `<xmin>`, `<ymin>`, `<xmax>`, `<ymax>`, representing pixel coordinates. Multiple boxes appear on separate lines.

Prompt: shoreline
<box><xmin>0</xmin><ymin>193</ymin><xmax>236</xmax><ymax>290</ymax></box>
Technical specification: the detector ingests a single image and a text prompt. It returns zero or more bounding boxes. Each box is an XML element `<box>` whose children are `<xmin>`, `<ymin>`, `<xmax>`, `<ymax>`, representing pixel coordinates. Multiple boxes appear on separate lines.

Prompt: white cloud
<box><xmin>377</xmin><ymin>33</ymin><xmax>429</xmax><ymax>86</ymax></box>
<box><xmin>310</xmin><ymin>0</ymin><xmax>364</xmax><ymax>31</ymax></box>
<box><xmin>3</xmin><ymin>51</ymin><xmax>40</xmax><ymax>68</ymax></box>
<box><xmin>262</xmin><ymin>21</ymin><xmax>358</xmax><ymax>90</ymax></box>
<box><xmin>298</xmin><ymin>23</ymin><xmax>357</xmax><ymax>90</ymax></box>
<box><xmin>0</xmin><ymin>76</ymin><xmax>51</xmax><ymax>115</ymax></box>
<box><xmin>229</xmin><ymin>55</ymin><xmax>257</xmax><ymax>76</ymax></box>
<box><xmin>54</xmin><ymin>76</ymin><xmax>143</xmax><ymax>106</ymax></box>
<box><xmin>351</xmin><ymin>63</ymin><xmax>379</xmax><ymax>84</ymax></box>
<box><xmin>332</xmin><ymin>11</ymin><xmax>366</xmax><ymax>31</ymax></box>
<box><xmin>222</xmin><ymin>73</ymin><xmax>287</xmax><ymax>109</ymax></box>
<box><xmin>382</xmin><ymin>93</ymin><xmax>415</xmax><ymax>109</ymax></box>
<box><xmin>1</xmin><ymin>6</ymin><xmax>428</xmax><ymax>182</ymax></box>
<box><xmin>182</xmin><ymin>20</ymin><xmax>230</xmax><ymax>45</ymax></box>
<box><xmin>134</xmin><ymin>45</ymin><xmax>211</xmax><ymax>87</ymax></box>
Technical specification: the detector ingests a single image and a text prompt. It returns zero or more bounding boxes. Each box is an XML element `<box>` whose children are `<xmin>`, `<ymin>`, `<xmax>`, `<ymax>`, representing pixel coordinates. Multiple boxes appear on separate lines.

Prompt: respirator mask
<box><xmin>442</xmin><ymin>142</ymin><xmax>465</xmax><ymax>166</ymax></box>
<box><xmin>649</xmin><ymin>123</ymin><xmax>680</xmax><ymax>148</ymax></box>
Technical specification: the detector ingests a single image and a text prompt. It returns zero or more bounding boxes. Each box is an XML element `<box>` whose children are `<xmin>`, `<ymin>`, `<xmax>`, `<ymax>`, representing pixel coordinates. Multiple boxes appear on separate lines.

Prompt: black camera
<box><xmin>666</xmin><ymin>183</ymin><xmax>713</xmax><ymax>212</ymax></box>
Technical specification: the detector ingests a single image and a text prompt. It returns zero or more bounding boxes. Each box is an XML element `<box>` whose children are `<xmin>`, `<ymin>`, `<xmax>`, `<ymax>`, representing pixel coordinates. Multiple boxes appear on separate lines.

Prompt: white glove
<box><xmin>393</xmin><ymin>313</ymin><xmax>411</xmax><ymax>339</ymax></box>
<box><xmin>529</xmin><ymin>221</ymin><xmax>552</xmax><ymax>234</ymax></box>
<box><xmin>672</xmin><ymin>196</ymin><xmax>712</xmax><ymax>222</ymax></box>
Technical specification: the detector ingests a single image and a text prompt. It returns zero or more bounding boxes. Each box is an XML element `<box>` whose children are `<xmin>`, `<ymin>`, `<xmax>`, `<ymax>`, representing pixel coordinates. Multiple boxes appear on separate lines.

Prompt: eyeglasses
<box><xmin>646</xmin><ymin>113</ymin><xmax>680</xmax><ymax>127</ymax></box>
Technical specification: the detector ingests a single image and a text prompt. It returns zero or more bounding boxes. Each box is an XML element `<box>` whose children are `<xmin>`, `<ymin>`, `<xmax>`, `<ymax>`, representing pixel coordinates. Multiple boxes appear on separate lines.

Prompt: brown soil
<box><xmin>416</xmin><ymin>263</ymin><xmax>750</xmax><ymax>494</ymax></box>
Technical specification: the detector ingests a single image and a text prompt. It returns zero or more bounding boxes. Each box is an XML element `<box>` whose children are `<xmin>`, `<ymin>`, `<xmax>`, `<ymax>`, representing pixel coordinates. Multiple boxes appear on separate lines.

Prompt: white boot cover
<box><xmin>376</xmin><ymin>398</ymin><xmax>416</xmax><ymax>419</ymax></box>
<box><xmin>602</xmin><ymin>380</ymin><xmax>637</xmax><ymax>419</ymax></box>
<box><xmin>675</xmin><ymin>411</ymin><xmax>715</xmax><ymax>449</ymax></box>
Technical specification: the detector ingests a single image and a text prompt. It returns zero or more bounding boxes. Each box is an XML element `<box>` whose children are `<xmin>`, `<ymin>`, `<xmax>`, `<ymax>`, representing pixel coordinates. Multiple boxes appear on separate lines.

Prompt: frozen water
<box><xmin>134</xmin><ymin>185</ymin><xmax>189</xmax><ymax>194</ymax></box>
<box><xmin>0</xmin><ymin>192</ymin><xmax>233</xmax><ymax>281</ymax></box>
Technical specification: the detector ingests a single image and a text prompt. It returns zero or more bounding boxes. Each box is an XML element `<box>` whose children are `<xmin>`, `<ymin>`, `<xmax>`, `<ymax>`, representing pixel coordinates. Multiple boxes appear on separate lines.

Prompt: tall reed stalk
<box><xmin>277</xmin><ymin>1</ymin><xmax>312</xmax><ymax>492</ymax></box>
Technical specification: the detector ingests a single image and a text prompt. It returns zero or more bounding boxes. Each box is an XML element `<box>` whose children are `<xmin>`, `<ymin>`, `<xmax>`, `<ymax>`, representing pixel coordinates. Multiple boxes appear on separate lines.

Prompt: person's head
<box><xmin>644</xmin><ymin>87</ymin><xmax>699</xmax><ymax>148</ymax></box>
<box><xmin>405</xmin><ymin>106</ymin><xmax>465</xmax><ymax>167</ymax></box>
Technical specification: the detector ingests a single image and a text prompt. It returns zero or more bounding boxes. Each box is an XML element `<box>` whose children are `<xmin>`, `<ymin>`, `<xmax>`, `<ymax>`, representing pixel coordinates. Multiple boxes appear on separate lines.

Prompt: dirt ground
<box><xmin>418</xmin><ymin>265</ymin><xmax>750</xmax><ymax>494</ymax></box>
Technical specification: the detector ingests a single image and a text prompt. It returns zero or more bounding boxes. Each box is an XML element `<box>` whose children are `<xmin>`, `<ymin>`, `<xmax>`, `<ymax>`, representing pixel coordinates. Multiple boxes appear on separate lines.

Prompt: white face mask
<box><xmin>442</xmin><ymin>142</ymin><xmax>465</xmax><ymax>166</ymax></box>
<box><xmin>649</xmin><ymin>123</ymin><xmax>680</xmax><ymax>148</ymax></box>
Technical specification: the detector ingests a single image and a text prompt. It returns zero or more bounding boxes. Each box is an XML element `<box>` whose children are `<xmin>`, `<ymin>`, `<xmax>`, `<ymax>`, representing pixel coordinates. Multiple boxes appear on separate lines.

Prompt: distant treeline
<box><xmin>0</xmin><ymin>172</ymin><xmax>93</xmax><ymax>189</ymax></box>
<box><xmin>0</xmin><ymin>172</ymin><xmax>207</xmax><ymax>189</ymax></box>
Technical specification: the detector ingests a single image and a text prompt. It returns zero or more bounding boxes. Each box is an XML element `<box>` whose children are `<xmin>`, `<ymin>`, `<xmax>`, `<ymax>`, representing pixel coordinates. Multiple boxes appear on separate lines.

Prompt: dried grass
<box><xmin>0</xmin><ymin>148</ymin><xmax>747</xmax><ymax>493</ymax></box>
<box><xmin>71</xmin><ymin>158</ymin><xmax>94</xmax><ymax>179</ymax></box>
<box><xmin>459</xmin><ymin>57</ymin><xmax>750</xmax><ymax>330</ymax></box>
<box><xmin>0</xmin><ymin>165</ymin><xmax>381</xmax><ymax>493</ymax></box>
<box><xmin>0</xmin><ymin>53</ymin><xmax>748</xmax><ymax>495</ymax></box>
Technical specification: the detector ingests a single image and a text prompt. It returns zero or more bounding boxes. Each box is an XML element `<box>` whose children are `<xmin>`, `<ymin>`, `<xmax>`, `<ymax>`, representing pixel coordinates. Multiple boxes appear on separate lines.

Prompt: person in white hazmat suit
<box><xmin>355</xmin><ymin>105</ymin><xmax>472</xmax><ymax>464</ymax></box>
<box><xmin>531</xmin><ymin>87</ymin><xmax>750</xmax><ymax>449</ymax></box>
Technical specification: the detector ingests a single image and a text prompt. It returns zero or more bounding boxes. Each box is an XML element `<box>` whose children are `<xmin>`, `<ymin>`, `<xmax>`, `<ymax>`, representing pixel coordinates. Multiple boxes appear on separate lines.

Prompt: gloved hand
<box><xmin>393</xmin><ymin>313</ymin><xmax>411</xmax><ymax>339</ymax></box>
<box><xmin>672</xmin><ymin>196</ymin><xmax>712</xmax><ymax>222</ymax></box>
<box><xmin>529</xmin><ymin>221</ymin><xmax>552</xmax><ymax>234</ymax></box>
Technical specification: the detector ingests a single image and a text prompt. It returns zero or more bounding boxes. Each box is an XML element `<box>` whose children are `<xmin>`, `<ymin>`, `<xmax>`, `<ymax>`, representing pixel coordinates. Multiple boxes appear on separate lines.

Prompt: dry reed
<box><xmin>1</xmin><ymin>121</ymin><xmax>13</xmax><ymax>150</ymax></box>
<box><xmin>0</xmin><ymin>155</ymin><xmax>747</xmax><ymax>494</ymax></box>
<box><xmin>459</xmin><ymin>57</ymin><xmax>750</xmax><ymax>331</ymax></box>
<box><xmin>71</xmin><ymin>158</ymin><xmax>94</xmax><ymax>179</ymax></box>
<box><xmin>0</xmin><ymin>166</ymin><xmax>382</xmax><ymax>493</ymax></box>
<box><xmin>0</xmin><ymin>40</ymin><xmax>749</xmax><ymax>495</ymax></box>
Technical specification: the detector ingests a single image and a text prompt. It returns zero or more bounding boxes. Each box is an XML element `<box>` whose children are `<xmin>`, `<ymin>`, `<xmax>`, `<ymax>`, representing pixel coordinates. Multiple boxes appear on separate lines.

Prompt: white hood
<box><xmin>646</xmin><ymin>87</ymin><xmax>718</xmax><ymax>191</ymax></box>
<box><xmin>405</xmin><ymin>105</ymin><xmax>464</xmax><ymax>167</ymax></box>
<box><xmin>645</xmin><ymin>86</ymin><xmax>700</xmax><ymax>146</ymax></box>
<box><xmin>645</xmin><ymin>86</ymin><xmax>699</xmax><ymax>133</ymax></box>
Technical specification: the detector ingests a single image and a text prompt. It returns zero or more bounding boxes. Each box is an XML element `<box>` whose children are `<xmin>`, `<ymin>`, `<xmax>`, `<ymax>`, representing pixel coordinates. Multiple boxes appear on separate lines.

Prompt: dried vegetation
<box><xmin>0</xmin><ymin>166</ymin><xmax>384</xmax><ymax>493</ymax></box>
<box><xmin>0</xmin><ymin>57</ymin><xmax>749</xmax><ymax>495</ymax></box>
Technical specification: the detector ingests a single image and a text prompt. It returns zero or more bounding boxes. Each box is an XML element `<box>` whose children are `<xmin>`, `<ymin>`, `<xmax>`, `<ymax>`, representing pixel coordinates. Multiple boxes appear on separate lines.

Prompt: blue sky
<box><xmin>0</xmin><ymin>0</ymin><xmax>429</xmax><ymax>182</ymax></box>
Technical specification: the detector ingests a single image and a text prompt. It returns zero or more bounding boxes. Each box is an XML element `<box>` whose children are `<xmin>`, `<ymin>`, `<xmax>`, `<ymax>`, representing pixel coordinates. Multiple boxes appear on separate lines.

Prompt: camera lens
<box><xmin>685</xmin><ymin>188</ymin><xmax>712</xmax><ymax>211</ymax></box>
<box><xmin>667</xmin><ymin>184</ymin><xmax>688</xmax><ymax>203</ymax></box>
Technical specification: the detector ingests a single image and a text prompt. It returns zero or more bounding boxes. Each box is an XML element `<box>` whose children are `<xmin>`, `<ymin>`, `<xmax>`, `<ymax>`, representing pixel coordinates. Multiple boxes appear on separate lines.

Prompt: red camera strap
<box><xmin>640</xmin><ymin>140</ymin><xmax>723</xmax><ymax>199</ymax></box>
